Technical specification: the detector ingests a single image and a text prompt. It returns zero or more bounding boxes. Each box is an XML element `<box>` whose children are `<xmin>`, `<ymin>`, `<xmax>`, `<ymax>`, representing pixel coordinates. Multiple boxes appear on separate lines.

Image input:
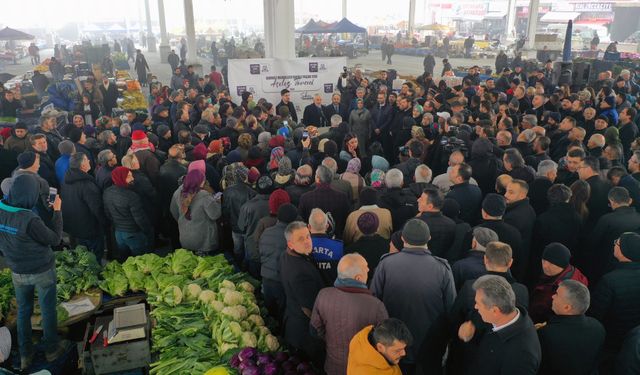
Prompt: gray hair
<box><xmin>422</xmin><ymin>112</ymin><xmax>434</xmax><ymax>123</ymax></box>
<box><xmin>258</xmin><ymin>131</ymin><xmax>272</xmax><ymax>145</ymax></box>
<box><xmin>537</xmin><ymin>159</ymin><xmax>558</xmax><ymax>177</ymax></box>
<box><xmin>321</xmin><ymin>157</ymin><xmax>338</xmax><ymax>174</ymax></box>
<box><xmin>472</xmin><ymin>275</ymin><xmax>516</xmax><ymax>314</ymax></box>
<box><xmin>559</xmin><ymin>279</ymin><xmax>590</xmax><ymax>314</ymax></box>
<box><xmin>97</xmin><ymin>149</ymin><xmax>114</xmax><ymax>165</ymax></box>
<box><xmin>522</xmin><ymin>114</ymin><xmax>538</xmax><ymax>127</ymax></box>
<box><xmin>414</xmin><ymin>164</ymin><xmax>432</xmax><ymax>183</ymax></box>
<box><xmin>330</xmin><ymin>114</ymin><xmax>342</xmax><ymax>127</ymax></box>
<box><xmin>97</xmin><ymin>130</ymin><xmax>114</xmax><ymax>144</ymax></box>
<box><xmin>120</xmin><ymin>124</ymin><xmax>131</xmax><ymax>137</ymax></box>
<box><xmin>385</xmin><ymin>168</ymin><xmax>404</xmax><ymax>188</ymax></box>
<box><xmin>121</xmin><ymin>153</ymin><xmax>138</xmax><ymax>169</ymax></box>
<box><xmin>69</xmin><ymin>152</ymin><xmax>87</xmax><ymax>169</ymax></box>
<box><xmin>308</xmin><ymin>208</ymin><xmax>328</xmax><ymax>232</ymax></box>
<box><xmin>337</xmin><ymin>253</ymin><xmax>366</xmax><ymax>280</ymax></box>
<box><xmin>315</xmin><ymin>165</ymin><xmax>334</xmax><ymax>184</ymax></box>
<box><xmin>57</xmin><ymin>140</ymin><xmax>75</xmax><ymax>156</ymax></box>
<box><xmin>284</xmin><ymin>221</ymin><xmax>308</xmax><ymax>242</ymax></box>
<box><xmin>472</xmin><ymin>227</ymin><xmax>499</xmax><ymax>250</ymax></box>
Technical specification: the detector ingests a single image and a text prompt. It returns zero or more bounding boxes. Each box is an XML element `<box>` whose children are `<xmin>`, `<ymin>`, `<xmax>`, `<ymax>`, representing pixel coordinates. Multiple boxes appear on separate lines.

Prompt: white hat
<box><xmin>437</xmin><ymin>112</ymin><xmax>451</xmax><ymax>120</ymax></box>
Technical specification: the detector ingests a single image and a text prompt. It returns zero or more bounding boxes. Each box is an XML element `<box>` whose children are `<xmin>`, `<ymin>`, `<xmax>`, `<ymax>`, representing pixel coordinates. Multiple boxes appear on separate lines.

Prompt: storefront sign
<box><xmin>574</xmin><ymin>3</ymin><xmax>613</xmax><ymax>12</ymax></box>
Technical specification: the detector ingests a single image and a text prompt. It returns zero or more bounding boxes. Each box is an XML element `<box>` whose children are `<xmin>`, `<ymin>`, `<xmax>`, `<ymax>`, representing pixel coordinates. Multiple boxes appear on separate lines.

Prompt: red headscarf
<box><xmin>111</xmin><ymin>166</ymin><xmax>131</xmax><ymax>188</ymax></box>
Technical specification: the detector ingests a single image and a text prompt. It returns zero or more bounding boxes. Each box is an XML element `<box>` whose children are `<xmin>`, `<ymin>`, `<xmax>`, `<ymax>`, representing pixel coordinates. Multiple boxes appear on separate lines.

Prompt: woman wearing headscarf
<box><xmin>103</xmin><ymin>166</ymin><xmax>152</xmax><ymax>260</ymax></box>
<box><xmin>348</xmin><ymin>98</ymin><xmax>372</xmax><ymax>157</ymax></box>
<box><xmin>170</xmin><ymin>169</ymin><xmax>222</xmax><ymax>255</ymax></box>
<box><xmin>271</xmin><ymin>156</ymin><xmax>295</xmax><ymax>188</ymax></box>
<box><xmin>340</xmin><ymin>158</ymin><xmax>366</xmax><ymax>203</ymax></box>
<box><xmin>268</xmin><ymin>146</ymin><xmax>285</xmax><ymax>174</ymax></box>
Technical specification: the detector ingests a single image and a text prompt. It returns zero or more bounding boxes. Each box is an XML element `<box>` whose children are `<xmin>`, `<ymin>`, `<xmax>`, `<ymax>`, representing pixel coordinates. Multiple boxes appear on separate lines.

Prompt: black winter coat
<box><xmin>298</xmin><ymin>184</ymin><xmax>351</xmax><ymax>238</ymax></box>
<box><xmin>537</xmin><ymin>314</ymin><xmax>605</xmax><ymax>375</ymax></box>
<box><xmin>61</xmin><ymin>168</ymin><xmax>105</xmax><ymax>238</ymax></box>
<box><xmin>377</xmin><ymin>187</ymin><xmax>418</xmax><ymax>232</ymax></box>
<box><xmin>469</xmin><ymin>307</ymin><xmax>541</xmax><ymax>375</ymax></box>
<box><xmin>504</xmin><ymin>198</ymin><xmax>536</xmax><ymax>278</ymax></box>
<box><xmin>446</xmin><ymin>182</ymin><xmax>482</xmax><ymax>225</ymax></box>
<box><xmin>589</xmin><ymin>262</ymin><xmax>640</xmax><ymax>353</ymax></box>
<box><xmin>472</xmin><ymin>219</ymin><xmax>524</xmax><ymax>281</ymax></box>
<box><xmin>585</xmin><ymin>175</ymin><xmax>612</xmax><ymax>230</ymax></box>
<box><xmin>103</xmin><ymin>185</ymin><xmax>151</xmax><ymax>233</ymax></box>
<box><xmin>586</xmin><ymin>206</ymin><xmax>640</xmax><ymax>282</ymax></box>
<box><xmin>222</xmin><ymin>182</ymin><xmax>256</xmax><ymax>233</ymax></box>
<box><xmin>469</xmin><ymin>155</ymin><xmax>500</xmax><ymax>197</ymax></box>
<box><xmin>95</xmin><ymin>165</ymin><xmax>114</xmax><ymax>191</ymax></box>
<box><xmin>158</xmin><ymin>160</ymin><xmax>187</xmax><ymax>207</ymax></box>
<box><xmin>528</xmin><ymin>177</ymin><xmax>553</xmax><ymax>215</ymax></box>
<box><xmin>417</xmin><ymin>211</ymin><xmax>457</xmax><ymax>261</ymax></box>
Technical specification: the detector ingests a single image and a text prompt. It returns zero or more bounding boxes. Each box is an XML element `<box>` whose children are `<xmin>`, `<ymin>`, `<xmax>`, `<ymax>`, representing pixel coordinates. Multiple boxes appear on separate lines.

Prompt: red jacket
<box><xmin>530</xmin><ymin>265</ymin><xmax>588</xmax><ymax>323</ymax></box>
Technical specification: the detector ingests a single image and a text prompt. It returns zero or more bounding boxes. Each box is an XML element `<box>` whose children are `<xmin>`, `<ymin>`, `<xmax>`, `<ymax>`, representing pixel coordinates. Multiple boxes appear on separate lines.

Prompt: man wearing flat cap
<box><xmin>370</xmin><ymin>218</ymin><xmax>455</xmax><ymax>374</ymax></box>
<box><xmin>589</xmin><ymin>232</ymin><xmax>640</xmax><ymax>373</ymax></box>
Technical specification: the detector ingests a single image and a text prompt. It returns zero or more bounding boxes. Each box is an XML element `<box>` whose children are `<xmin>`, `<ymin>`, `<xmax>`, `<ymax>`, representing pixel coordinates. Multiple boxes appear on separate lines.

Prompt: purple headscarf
<box><xmin>180</xmin><ymin>169</ymin><xmax>205</xmax><ymax>219</ymax></box>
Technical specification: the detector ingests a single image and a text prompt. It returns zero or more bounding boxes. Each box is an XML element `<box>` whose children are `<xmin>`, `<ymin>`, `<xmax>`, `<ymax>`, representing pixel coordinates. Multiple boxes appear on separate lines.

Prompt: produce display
<box><xmin>0</xmin><ymin>269</ymin><xmax>14</xmax><ymax>321</ymax></box>
<box><xmin>230</xmin><ymin>347</ymin><xmax>317</xmax><ymax>375</ymax></box>
<box><xmin>98</xmin><ymin>250</ymin><xmax>280</xmax><ymax>375</ymax></box>
<box><xmin>54</xmin><ymin>246</ymin><xmax>101</xmax><ymax>302</ymax></box>
<box><xmin>121</xmin><ymin>88</ymin><xmax>148</xmax><ymax>110</ymax></box>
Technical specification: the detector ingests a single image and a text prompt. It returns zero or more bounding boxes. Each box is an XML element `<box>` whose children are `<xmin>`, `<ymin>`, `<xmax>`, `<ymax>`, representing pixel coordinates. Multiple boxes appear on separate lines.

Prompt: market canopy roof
<box><xmin>296</xmin><ymin>18</ymin><xmax>366</xmax><ymax>34</ymax></box>
<box><xmin>0</xmin><ymin>27</ymin><xmax>34</xmax><ymax>41</ymax></box>
<box><xmin>417</xmin><ymin>23</ymin><xmax>450</xmax><ymax>31</ymax></box>
<box><xmin>540</xmin><ymin>12</ymin><xmax>580</xmax><ymax>23</ymax></box>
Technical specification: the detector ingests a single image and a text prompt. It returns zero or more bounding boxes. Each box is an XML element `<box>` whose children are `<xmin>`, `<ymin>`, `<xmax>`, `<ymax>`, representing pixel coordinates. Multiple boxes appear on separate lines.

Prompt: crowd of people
<box><xmin>1</xmin><ymin>42</ymin><xmax>640</xmax><ymax>375</ymax></box>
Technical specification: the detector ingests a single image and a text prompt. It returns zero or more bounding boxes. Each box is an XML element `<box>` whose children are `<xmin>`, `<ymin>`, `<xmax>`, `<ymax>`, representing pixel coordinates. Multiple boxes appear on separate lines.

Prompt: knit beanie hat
<box><xmin>256</xmin><ymin>175</ymin><xmax>274</xmax><ymax>194</ymax></box>
<box><xmin>542</xmin><ymin>242</ymin><xmax>571</xmax><ymax>268</ymax></box>
<box><xmin>192</xmin><ymin>142</ymin><xmax>207</xmax><ymax>161</ymax></box>
<box><xmin>68</xmin><ymin>127</ymin><xmax>83</xmax><ymax>143</ymax></box>
<box><xmin>157</xmin><ymin>124</ymin><xmax>170</xmax><ymax>137</ymax></box>
<box><xmin>268</xmin><ymin>135</ymin><xmax>285</xmax><ymax>148</ymax></box>
<box><xmin>247</xmin><ymin>167</ymin><xmax>261</xmax><ymax>184</ymax></box>
<box><xmin>17</xmin><ymin>151</ymin><xmax>37</xmax><ymax>169</ymax></box>
<box><xmin>402</xmin><ymin>219</ymin><xmax>431</xmax><ymax>246</ymax></box>
<box><xmin>620</xmin><ymin>232</ymin><xmax>640</xmax><ymax>262</ymax></box>
<box><xmin>482</xmin><ymin>193</ymin><xmax>507</xmax><ymax>217</ymax></box>
<box><xmin>269</xmin><ymin>189</ymin><xmax>291</xmax><ymax>215</ymax></box>
<box><xmin>357</xmin><ymin>212</ymin><xmax>379</xmax><ymax>235</ymax></box>
<box><xmin>226</xmin><ymin>149</ymin><xmax>242</xmax><ymax>164</ymax></box>
<box><xmin>277</xmin><ymin>203</ymin><xmax>299</xmax><ymax>223</ymax></box>
<box><xmin>111</xmin><ymin>166</ymin><xmax>131</xmax><ymax>188</ymax></box>
<box><xmin>131</xmin><ymin>130</ymin><xmax>147</xmax><ymax>141</ymax></box>
<box><xmin>604</xmin><ymin>95</ymin><xmax>616</xmax><ymax>107</ymax></box>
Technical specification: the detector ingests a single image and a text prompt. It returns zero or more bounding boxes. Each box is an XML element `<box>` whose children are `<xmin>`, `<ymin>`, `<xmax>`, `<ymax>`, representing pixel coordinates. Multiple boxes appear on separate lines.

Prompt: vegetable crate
<box><xmin>86</xmin><ymin>316</ymin><xmax>151</xmax><ymax>375</ymax></box>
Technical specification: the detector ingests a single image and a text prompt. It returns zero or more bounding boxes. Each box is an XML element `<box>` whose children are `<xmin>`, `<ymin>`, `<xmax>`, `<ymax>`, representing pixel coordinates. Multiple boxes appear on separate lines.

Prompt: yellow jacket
<box><xmin>347</xmin><ymin>325</ymin><xmax>403</xmax><ymax>375</ymax></box>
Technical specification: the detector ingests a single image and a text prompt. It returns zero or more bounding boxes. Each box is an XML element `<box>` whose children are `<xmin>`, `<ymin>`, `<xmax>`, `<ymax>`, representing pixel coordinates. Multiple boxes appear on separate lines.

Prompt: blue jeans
<box><xmin>115</xmin><ymin>231</ymin><xmax>148</xmax><ymax>258</ymax></box>
<box><xmin>12</xmin><ymin>267</ymin><xmax>59</xmax><ymax>359</ymax></box>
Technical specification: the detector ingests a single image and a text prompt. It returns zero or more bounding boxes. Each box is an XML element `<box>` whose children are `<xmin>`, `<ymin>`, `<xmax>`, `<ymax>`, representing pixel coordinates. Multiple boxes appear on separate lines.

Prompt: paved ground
<box><xmin>0</xmin><ymin>46</ymin><xmax>496</xmax><ymax>87</ymax></box>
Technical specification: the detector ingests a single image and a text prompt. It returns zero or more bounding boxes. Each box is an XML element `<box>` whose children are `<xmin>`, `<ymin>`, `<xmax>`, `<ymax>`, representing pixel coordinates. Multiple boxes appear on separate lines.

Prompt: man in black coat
<box><xmin>377</xmin><ymin>168</ymin><xmax>418</xmax><ymax>232</ymax></box>
<box><xmin>532</xmin><ymin>184</ymin><xmax>582</xmax><ymax>279</ymax></box>
<box><xmin>158</xmin><ymin>146</ymin><xmax>187</xmax><ymax>248</ymax></box>
<box><xmin>301</xmin><ymin>94</ymin><xmax>328</xmax><ymax>127</ymax></box>
<box><xmin>298</xmin><ymin>165</ymin><xmax>351</xmax><ymax>238</ymax></box>
<box><xmin>460</xmin><ymin>275</ymin><xmax>541</xmax><ymax>374</ymax></box>
<box><xmin>370</xmin><ymin>92</ymin><xmax>393</xmax><ymax>145</ymax></box>
<box><xmin>275</xmin><ymin>89</ymin><xmax>298</xmax><ymax>123</ymax></box>
<box><xmin>448</xmin><ymin>241</ymin><xmax>529</xmax><ymax>374</ymax></box>
<box><xmin>619</xmin><ymin>107</ymin><xmax>639</xmax><ymax>161</ymax></box>
<box><xmin>280</xmin><ymin>221</ymin><xmax>327</xmax><ymax>363</ymax></box>
<box><xmin>471</xmin><ymin>194</ymin><xmax>525</xmax><ymax>281</ymax></box>
<box><xmin>61</xmin><ymin>153</ymin><xmax>105</xmax><ymax>259</ymax></box>
<box><xmin>528</xmin><ymin>159</ymin><xmax>557</xmax><ymax>215</ymax></box>
<box><xmin>589</xmin><ymin>232</ymin><xmax>640</xmax><ymax>373</ymax></box>
<box><xmin>99</xmin><ymin>76</ymin><xmax>119</xmax><ymax>117</ymax></box>
<box><xmin>416</xmin><ymin>188</ymin><xmax>457</xmax><ymax>261</ymax></box>
<box><xmin>30</xmin><ymin>134</ymin><xmax>58</xmax><ymax>189</ymax></box>
<box><xmin>446</xmin><ymin>163</ymin><xmax>483</xmax><ymax>225</ymax></box>
<box><xmin>503</xmin><ymin>179</ymin><xmax>536</xmax><ymax>281</ymax></box>
<box><xmin>578</xmin><ymin>156</ymin><xmax>612</xmax><ymax>230</ymax></box>
<box><xmin>451</xmin><ymin>227</ymin><xmax>498</xmax><ymax>290</ymax></box>
<box><xmin>322</xmin><ymin>92</ymin><xmax>349</xmax><ymax>122</ymax></box>
<box><xmin>586</xmin><ymin>187</ymin><xmax>640</xmax><ymax>283</ymax></box>
<box><xmin>537</xmin><ymin>280</ymin><xmax>605</xmax><ymax>375</ymax></box>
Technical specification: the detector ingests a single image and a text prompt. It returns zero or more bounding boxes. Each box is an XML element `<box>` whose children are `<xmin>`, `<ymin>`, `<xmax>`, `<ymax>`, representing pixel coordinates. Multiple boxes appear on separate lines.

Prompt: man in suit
<box><xmin>302</xmin><ymin>94</ymin><xmax>328</xmax><ymax>127</ymax></box>
<box><xmin>370</xmin><ymin>92</ymin><xmax>393</xmax><ymax>145</ymax></box>
<box><xmin>323</xmin><ymin>92</ymin><xmax>349</xmax><ymax>121</ymax></box>
<box><xmin>99</xmin><ymin>77</ymin><xmax>119</xmax><ymax>117</ymax></box>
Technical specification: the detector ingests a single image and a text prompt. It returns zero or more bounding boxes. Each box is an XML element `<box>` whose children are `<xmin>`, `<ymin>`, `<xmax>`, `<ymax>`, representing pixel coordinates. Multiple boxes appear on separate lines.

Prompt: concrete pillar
<box><xmin>525</xmin><ymin>0</ymin><xmax>540</xmax><ymax>50</ymax></box>
<box><xmin>144</xmin><ymin>0</ymin><xmax>157</xmax><ymax>52</ymax></box>
<box><xmin>263</xmin><ymin>0</ymin><xmax>295</xmax><ymax>59</ymax></box>
<box><xmin>183</xmin><ymin>0</ymin><xmax>198</xmax><ymax>61</ymax></box>
<box><xmin>342</xmin><ymin>0</ymin><xmax>347</xmax><ymax>19</ymax></box>
<box><xmin>408</xmin><ymin>0</ymin><xmax>416</xmax><ymax>38</ymax></box>
<box><xmin>505</xmin><ymin>0</ymin><xmax>517</xmax><ymax>41</ymax></box>
<box><xmin>157</xmin><ymin>0</ymin><xmax>170</xmax><ymax>61</ymax></box>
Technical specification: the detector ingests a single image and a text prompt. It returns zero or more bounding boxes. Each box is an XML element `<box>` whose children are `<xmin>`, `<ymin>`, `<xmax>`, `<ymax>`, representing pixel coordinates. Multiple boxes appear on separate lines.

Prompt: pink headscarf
<box><xmin>188</xmin><ymin>160</ymin><xmax>206</xmax><ymax>176</ymax></box>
